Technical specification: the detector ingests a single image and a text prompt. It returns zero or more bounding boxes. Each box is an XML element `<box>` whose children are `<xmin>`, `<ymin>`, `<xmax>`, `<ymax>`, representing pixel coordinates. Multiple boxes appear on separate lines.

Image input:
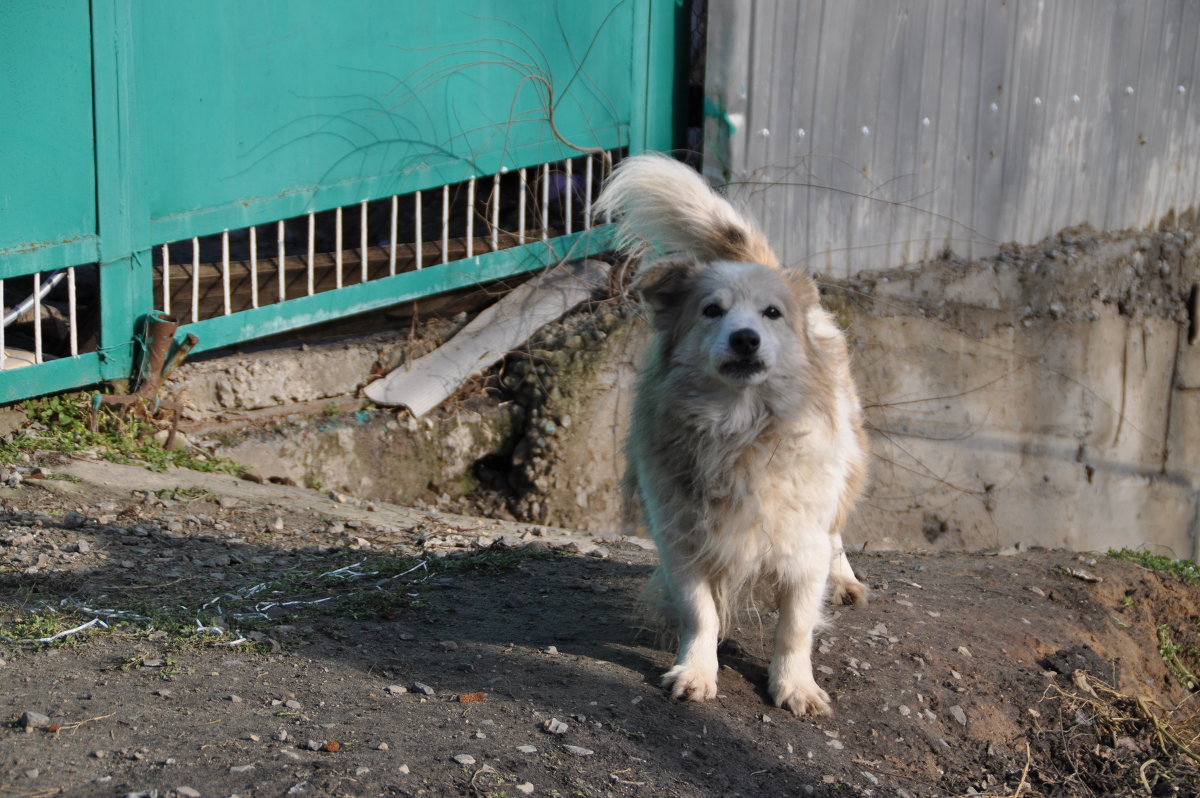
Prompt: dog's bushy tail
<box><xmin>595</xmin><ymin>152</ymin><xmax>779</xmax><ymax>269</ymax></box>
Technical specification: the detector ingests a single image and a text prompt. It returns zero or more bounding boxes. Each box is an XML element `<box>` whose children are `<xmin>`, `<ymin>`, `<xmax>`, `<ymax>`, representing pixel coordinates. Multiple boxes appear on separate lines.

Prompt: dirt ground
<box><xmin>2</xmin><ymin>453</ymin><xmax>1199</xmax><ymax>798</ymax></box>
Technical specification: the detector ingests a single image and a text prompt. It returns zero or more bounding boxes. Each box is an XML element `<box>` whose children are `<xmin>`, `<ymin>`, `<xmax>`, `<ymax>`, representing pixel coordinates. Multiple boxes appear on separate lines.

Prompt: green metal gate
<box><xmin>0</xmin><ymin>0</ymin><xmax>680</xmax><ymax>403</ymax></box>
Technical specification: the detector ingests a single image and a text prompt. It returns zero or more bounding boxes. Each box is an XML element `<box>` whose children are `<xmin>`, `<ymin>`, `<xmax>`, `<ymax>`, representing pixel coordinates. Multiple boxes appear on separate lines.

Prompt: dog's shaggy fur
<box><xmin>595</xmin><ymin>153</ymin><xmax>868</xmax><ymax>716</ymax></box>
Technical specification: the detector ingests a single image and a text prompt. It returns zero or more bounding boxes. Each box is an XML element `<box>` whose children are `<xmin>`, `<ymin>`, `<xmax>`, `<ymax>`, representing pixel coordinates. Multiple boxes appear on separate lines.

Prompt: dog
<box><xmin>595</xmin><ymin>153</ymin><xmax>868</xmax><ymax>716</ymax></box>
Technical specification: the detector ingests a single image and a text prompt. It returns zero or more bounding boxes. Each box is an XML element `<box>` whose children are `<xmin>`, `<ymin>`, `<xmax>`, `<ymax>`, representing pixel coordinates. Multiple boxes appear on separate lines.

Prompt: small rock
<box><xmin>275</xmin><ymin>729</ymin><xmax>289</xmax><ymax>742</ymax></box>
<box><xmin>956</xmin><ymin>646</ymin><xmax>973</xmax><ymax>658</ymax></box>
<box><xmin>355</xmin><ymin>767</ymin><xmax>370</xmax><ymax>777</ymax></box>
<box><xmin>176</xmin><ymin>788</ymin><xmax>202</xmax><ymax>798</ymax></box>
<box><xmin>227</xmin><ymin>695</ymin><xmax>243</xmax><ymax>703</ymax></box>
<box><xmin>516</xmin><ymin>745</ymin><xmax>538</xmax><ymax>754</ymax></box>
<box><xmin>437</xmin><ymin>640</ymin><xmax>459</xmax><ymax>652</ymax></box>
<box><xmin>516</xmin><ymin>784</ymin><xmax>535</xmax><ymax>795</ymax></box>
<box><xmin>306</xmin><ymin>740</ymin><xmax>323</xmax><ymax>751</ymax></box>
<box><xmin>155</xmin><ymin>690</ymin><xmax>173</xmax><ymax>698</ymax></box>
<box><xmin>25</xmin><ymin>769</ymin><xmax>39</xmax><ymax>779</ymax></box>
<box><xmin>376</xmin><ymin>743</ymin><xmax>389</xmax><ymax>751</ymax></box>
<box><xmin>385</xmin><ymin>685</ymin><xmax>407</xmax><ymax>695</ymax></box>
<box><xmin>19</xmin><ymin>711</ymin><xmax>50</xmax><ymax>729</ymax></box>
<box><xmin>398</xmin><ymin>764</ymin><xmax>410</xmax><ymax>775</ymax></box>
<box><xmin>229</xmin><ymin>764</ymin><xmax>255</xmax><ymax>773</ymax></box>
<box><xmin>93</xmin><ymin>750</ymin><xmax>108</xmax><ymax>759</ymax></box>
<box><xmin>543</xmin><ymin>646</ymin><xmax>559</xmax><ymax>655</ymax></box>
<box><xmin>284</xmin><ymin>699</ymin><xmax>302</xmax><ymax>709</ymax></box>
<box><xmin>949</xmin><ymin>705</ymin><xmax>968</xmax><ymax>726</ymax></box>
<box><xmin>452</xmin><ymin>754</ymin><xmax>476</xmax><ymax>766</ymax></box>
<box><xmin>543</xmin><ymin>718</ymin><xmax>569</xmax><ymax>734</ymax></box>
<box><xmin>141</xmin><ymin>658</ymin><xmax>164</xmax><ymax>668</ymax></box>
<box><xmin>563</xmin><ymin>745</ymin><xmax>594</xmax><ymax>756</ymax></box>
<box><xmin>412</xmin><ymin>682</ymin><xmax>435</xmax><ymax>696</ymax></box>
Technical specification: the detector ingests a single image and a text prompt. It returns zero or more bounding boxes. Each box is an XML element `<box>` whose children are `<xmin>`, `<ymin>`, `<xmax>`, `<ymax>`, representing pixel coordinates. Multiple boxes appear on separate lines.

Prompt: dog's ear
<box><xmin>633</xmin><ymin>261</ymin><xmax>699</xmax><ymax>329</ymax></box>
<box><xmin>780</xmin><ymin>267</ymin><xmax>820</xmax><ymax>308</ymax></box>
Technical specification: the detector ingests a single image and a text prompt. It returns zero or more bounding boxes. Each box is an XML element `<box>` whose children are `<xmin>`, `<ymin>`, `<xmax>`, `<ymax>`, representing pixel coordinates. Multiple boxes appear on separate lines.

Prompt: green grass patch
<box><xmin>1157</xmin><ymin>624</ymin><xmax>1200</xmax><ymax>691</ymax></box>
<box><xmin>0</xmin><ymin>391</ymin><xmax>247</xmax><ymax>476</ymax></box>
<box><xmin>1107</xmin><ymin>549</ymin><xmax>1200</xmax><ymax>585</ymax></box>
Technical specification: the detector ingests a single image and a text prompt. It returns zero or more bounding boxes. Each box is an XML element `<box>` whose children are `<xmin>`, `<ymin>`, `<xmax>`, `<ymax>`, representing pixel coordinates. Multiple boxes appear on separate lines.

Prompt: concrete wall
<box><xmin>511</xmin><ymin>227</ymin><xmax>1200</xmax><ymax>557</ymax></box>
<box><xmin>166</xmin><ymin>232</ymin><xmax>1200</xmax><ymax>557</ymax></box>
<box><xmin>841</xmin><ymin>228</ymin><xmax>1200</xmax><ymax>557</ymax></box>
<box><xmin>704</xmin><ymin>0</ymin><xmax>1200</xmax><ymax>278</ymax></box>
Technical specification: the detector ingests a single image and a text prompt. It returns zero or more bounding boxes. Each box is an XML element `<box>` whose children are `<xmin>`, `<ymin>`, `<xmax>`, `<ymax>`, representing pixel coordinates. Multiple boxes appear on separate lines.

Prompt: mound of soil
<box><xmin>1</xmin><ymin>454</ymin><xmax>1198</xmax><ymax>797</ymax></box>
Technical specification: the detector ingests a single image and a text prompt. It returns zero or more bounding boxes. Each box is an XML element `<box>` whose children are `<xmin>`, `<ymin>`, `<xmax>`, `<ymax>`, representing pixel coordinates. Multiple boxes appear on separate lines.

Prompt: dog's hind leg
<box><xmin>769</xmin><ymin>545</ymin><xmax>834</xmax><ymax>716</ymax></box>
<box><xmin>659</xmin><ymin>559</ymin><xmax>721</xmax><ymax>702</ymax></box>
<box><xmin>829</xmin><ymin>531</ymin><xmax>869</xmax><ymax>606</ymax></box>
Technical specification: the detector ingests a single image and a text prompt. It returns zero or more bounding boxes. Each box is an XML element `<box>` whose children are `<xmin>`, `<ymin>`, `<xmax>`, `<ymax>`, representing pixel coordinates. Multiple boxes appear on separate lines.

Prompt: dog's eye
<box><xmin>702</xmin><ymin>303</ymin><xmax>725</xmax><ymax>318</ymax></box>
<box><xmin>763</xmin><ymin>305</ymin><xmax>783</xmax><ymax>320</ymax></box>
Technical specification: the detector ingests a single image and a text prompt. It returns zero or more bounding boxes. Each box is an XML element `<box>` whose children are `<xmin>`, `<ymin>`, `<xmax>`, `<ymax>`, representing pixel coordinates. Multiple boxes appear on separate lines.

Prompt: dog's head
<box><xmin>635</xmin><ymin>260</ymin><xmax>828</xmax><ymax>391</ymax></box>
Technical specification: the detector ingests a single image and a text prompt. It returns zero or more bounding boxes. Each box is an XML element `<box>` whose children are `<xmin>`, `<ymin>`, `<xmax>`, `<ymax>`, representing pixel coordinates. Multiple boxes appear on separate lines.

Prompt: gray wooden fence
<box><xmin>704</xmin><ymin>0</ymin><xmax>1200</xmax><ymax>277</ymax></box>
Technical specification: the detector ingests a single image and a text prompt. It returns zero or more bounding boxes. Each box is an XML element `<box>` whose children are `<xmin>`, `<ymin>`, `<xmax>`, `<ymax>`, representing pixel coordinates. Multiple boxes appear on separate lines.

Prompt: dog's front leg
<box><xmin>830</xmin><ymin>532</ymin><xmax>869</xmax><ymax>606</ymax></box>
<box><xmin>660</xmin><ymin>562</ymin><xmax>720</xmax><ymax>702</ymax></box>
<box><xmin>770</xmin><ymin>564</ymin><xmax>833</xmax><ymax>716</ymax></box>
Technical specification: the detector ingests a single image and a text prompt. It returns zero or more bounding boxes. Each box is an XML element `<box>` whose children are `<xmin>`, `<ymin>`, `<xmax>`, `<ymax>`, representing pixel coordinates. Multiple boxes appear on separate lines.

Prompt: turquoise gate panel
<box><xmin>0</xmin><ymin>0</ymin><xmax>98</xmax><ymax>273</ymax></box>
<box><xmin>0</xmin><ymin>0</ymin><xmax>682</xmax><ymax>404</ymax></box>
<box><xmin>133</xmin><ymin>1</ymin><xmax>636</xmax><ymax>245</ymax></box>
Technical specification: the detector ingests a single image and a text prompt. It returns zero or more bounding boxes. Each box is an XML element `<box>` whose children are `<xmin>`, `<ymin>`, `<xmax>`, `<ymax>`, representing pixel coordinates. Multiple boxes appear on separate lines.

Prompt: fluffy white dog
<box><xmin>595</xmin><ymin>153</ymin><xmax>868</xmax><ymax>716</ymax></box>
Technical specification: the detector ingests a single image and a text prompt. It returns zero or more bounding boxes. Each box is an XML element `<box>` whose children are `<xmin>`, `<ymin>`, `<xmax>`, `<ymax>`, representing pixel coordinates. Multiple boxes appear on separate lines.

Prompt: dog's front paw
<box><xmin>661</xmin><ymin>664</ymin><xmax>718</xmax><ymax>702</ymax></box>
<box><xmin>770</xmin><ymin>677</ymin><xmax>832</xmax><ymax>716</ymax></box>
<box><xmin>831</xmin><ymin>578</ymin><xmax>869</xmax><ymax>606</ymax></box>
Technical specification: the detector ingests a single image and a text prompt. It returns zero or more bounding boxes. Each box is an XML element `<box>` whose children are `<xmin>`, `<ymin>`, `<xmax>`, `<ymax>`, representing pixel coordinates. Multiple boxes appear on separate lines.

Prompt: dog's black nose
<box><xmin>729</xmin><ymin>328</ymin><xmax>760</xmax><ymax>357</ymax></box>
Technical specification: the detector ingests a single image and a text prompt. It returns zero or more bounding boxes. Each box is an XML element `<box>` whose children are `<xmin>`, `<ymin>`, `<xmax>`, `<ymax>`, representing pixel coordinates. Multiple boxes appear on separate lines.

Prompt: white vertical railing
<box><xmin>249</xmin><ymin>226</ymin><xmax>259</xmax><ymax>309</ymax></box>
<box><xmin>161</xmin><ymin>244</ymin><xmax>171</xmax><ymax>316</ymax></box>
<box><xmin>360</xmin><ymin>200</ymin><xmax>369</xmax><ymax>283</ymax></box>
<box><xmin>389</xmin><ymin>195</ymin><xmax>398</xmax><ymax>276</ymax></box>
<box><xmin>564</xmin><ymin>158</ymin><xmax>573</xmax><ymax>234</ymax></box>
<box><xmin>191</xmin><ymin>237</ymin><xmax>200</xmax><ymax>323</ymax></box>
<box><xmin>466</xmin><ymin>177</ymin><xmax>476</xmax><ymax>258</ymax></box>
<box><xmin>221</xmin><ymin>230</ymin><xmax>231</xmax><ymax>316</ymax></box>
<box><xmin>415</xmin><ymin>190</ymin><xmax>423</xmax><ymax>270</ymax></box>
<box><xmin>66</xmin><ymin>266</ymin><xmax>78</xmax><ymax>357</ymax></box>
<box><xmin>334</xmin><ymin>207</ymin><xmax>344</xmax><ymax>289</ymax></box>
<box><xmin>441</xmin><ymin>185</ymin><xmax>450</xmax><ymax>264</ymax></box>
<box><xmin>277</xmin><ymin>220</ymin><xmax>286</xmax><ymax>303</ymax></box>
<box><xmin>540</xmin><ymin>163</ymin><xmax>550</xmax><ymax>241</ymax></box>
<box><xmin>145</xmin><ymin>150</ymin><xmax>617</xmax><ymax>325</ymax></box>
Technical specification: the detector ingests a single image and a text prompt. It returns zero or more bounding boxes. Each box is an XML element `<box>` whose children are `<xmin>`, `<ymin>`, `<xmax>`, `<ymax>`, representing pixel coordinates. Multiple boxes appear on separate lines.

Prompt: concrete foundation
<box><xmin>166</xmin><ymin>224</ymin><xmax>1200</xmax><ymax>556</ymax></box>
